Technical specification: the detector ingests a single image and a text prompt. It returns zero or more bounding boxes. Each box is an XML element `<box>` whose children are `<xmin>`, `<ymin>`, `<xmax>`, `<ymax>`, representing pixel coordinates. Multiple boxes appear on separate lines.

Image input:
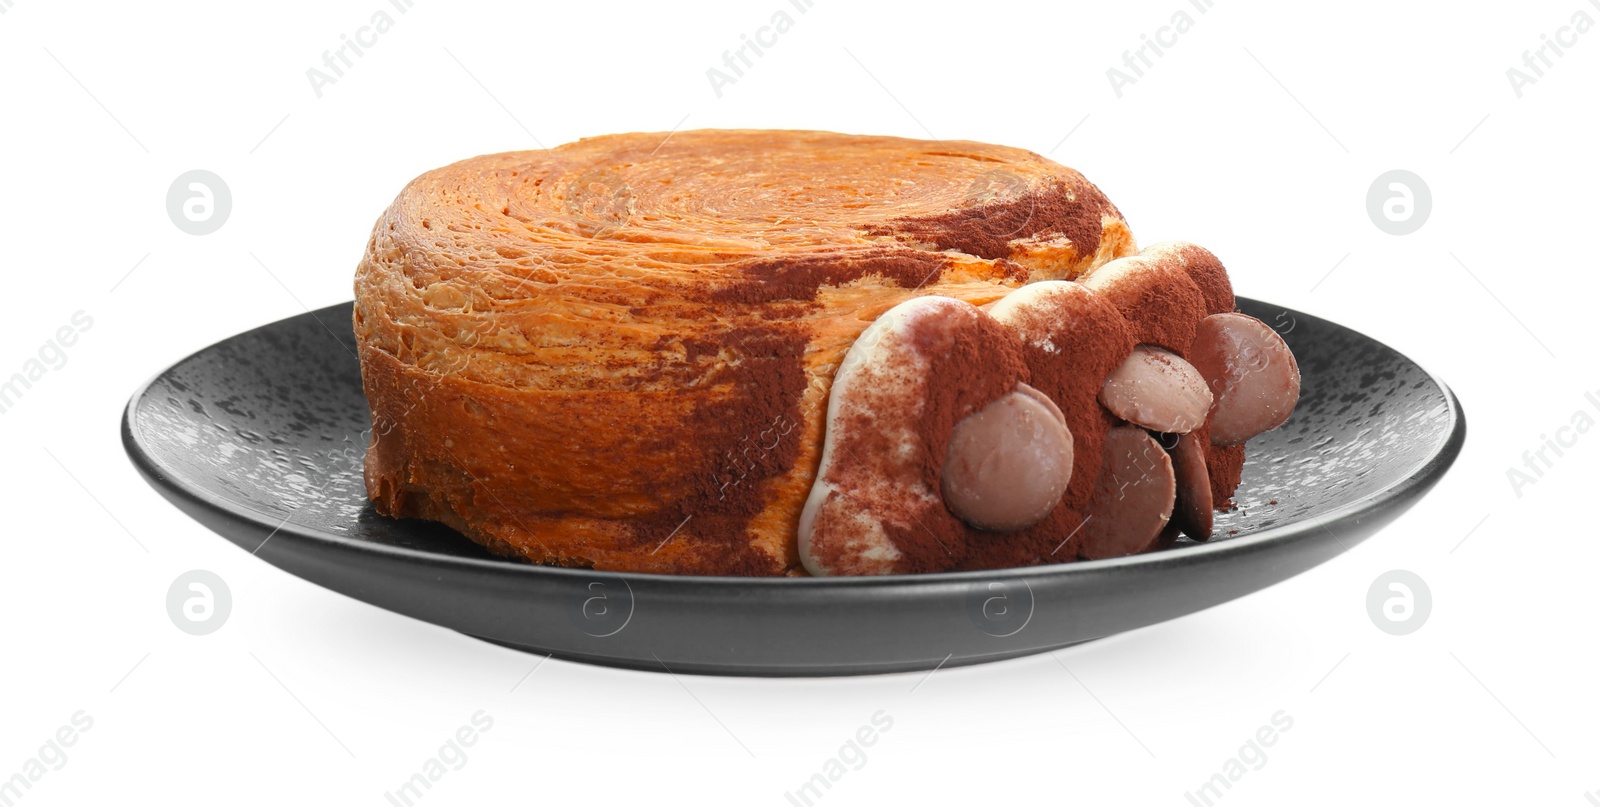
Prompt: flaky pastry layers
<box><xmin>355</xmin><ymin>130</ymin><xmax>1150</xmax><ymax>575</ymax></box>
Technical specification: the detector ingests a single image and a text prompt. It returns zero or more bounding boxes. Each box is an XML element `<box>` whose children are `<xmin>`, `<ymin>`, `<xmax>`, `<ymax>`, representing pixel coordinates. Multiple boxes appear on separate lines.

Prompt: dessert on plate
<box><xmin>353</xmin><ymin>130</ymin><xmax>1299</xmax><ymax>576</ymax></box>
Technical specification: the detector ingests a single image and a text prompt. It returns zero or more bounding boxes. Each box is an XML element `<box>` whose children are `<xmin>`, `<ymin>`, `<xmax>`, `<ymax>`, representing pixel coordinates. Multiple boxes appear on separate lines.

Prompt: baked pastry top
<box><xmin>353</xmin><ymin>130</ymin><xmax>1286</xmax><ymax>576</ymax></box>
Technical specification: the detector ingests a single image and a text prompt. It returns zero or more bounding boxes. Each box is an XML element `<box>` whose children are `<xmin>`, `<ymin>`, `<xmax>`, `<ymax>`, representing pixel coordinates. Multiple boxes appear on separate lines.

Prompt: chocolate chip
<box><xmin>1077</xmin><ymin>426</ymin><xmax>1176</xmax><ymax>560</ymax></box>
<box><xmin>942</xmin><ymin>383</ymin><xmax>1074</xmax><ymax>532</ymax></box>
<box><xmin>1099</xmin><ymin>345</ymin><xmax>1213</xmax><ymax>433</ymax></box>
<box><xmin>1189</xmin><ymin>313</ymin><xmax>1301</xmax><ymax>445</ymax></box>
<box><xmin>1167</xmin><ymin>431</ymin><xmax>1213</xmax><ymax>540</ymax></box>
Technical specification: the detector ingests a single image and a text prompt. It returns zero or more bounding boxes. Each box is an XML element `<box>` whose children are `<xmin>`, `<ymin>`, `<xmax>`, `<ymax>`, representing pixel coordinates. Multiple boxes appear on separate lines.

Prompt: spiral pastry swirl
<box><xmin>354</xmin><ymin>130</ymin><xmax>1137</xmax><ymax>575</ymax></box>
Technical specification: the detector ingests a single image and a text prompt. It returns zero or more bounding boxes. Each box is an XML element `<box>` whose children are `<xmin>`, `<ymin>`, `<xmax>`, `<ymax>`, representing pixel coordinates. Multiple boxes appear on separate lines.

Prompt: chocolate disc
<box><xmin>1189</xmin><ymin>314</ymin><xmax>1301</xmax><ymax>445</ymax></box>
<box><xmin>941</xmin><ymin>383</ymin><xmax>1074</xmax><ymax>532</ymax></box>
<box><xmin>1167</xmin><ymin>431</ymin><xmax>1213</xmax><ymax>540</ymax></box>
<box><xmin>1099</xmin><ymin>345</ymin><xmax>1213</xmax><ymax>434</ymax></box>
<box><xmin>1077</xmin><ymin>426</ymin><xmax>1176</xmax><ymax>560</ymax></box>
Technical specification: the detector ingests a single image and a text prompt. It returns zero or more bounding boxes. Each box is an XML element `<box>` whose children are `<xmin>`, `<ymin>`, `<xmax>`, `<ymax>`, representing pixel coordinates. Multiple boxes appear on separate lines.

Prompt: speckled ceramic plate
<box><xmin>123</xmin><ymin>298</ymin><xmax>1463</xmax><ymax>676</ymax></box>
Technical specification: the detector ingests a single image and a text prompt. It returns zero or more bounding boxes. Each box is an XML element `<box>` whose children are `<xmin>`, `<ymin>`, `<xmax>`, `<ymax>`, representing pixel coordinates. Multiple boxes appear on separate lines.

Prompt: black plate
<box><xmin>123</xmin><ymin>299</ymin><xmax>1463</xmax><ymax>676</ymax></box>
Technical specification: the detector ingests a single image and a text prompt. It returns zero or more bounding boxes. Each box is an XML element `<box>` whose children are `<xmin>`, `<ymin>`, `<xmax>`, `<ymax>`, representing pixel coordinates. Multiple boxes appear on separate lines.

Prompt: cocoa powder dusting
<box><xmin>824</xmin><ymin>296</ymin><xmax>1145</xmax><ymax>574</ymax></box>
<box><xmin>1176</xmin><ymin>245</ymin><xmax>1235</xmax><ymax>315</ymax></box>
<box><xmin>925</xmin><ymin>315</ymin><xmax>1024</xmax><ymax>566</ymax></box>
<box><xmin>712</xmin><ymin>250</ymin><xmax>950</xmax><ymax>304</ymax></box>
<box><xmin>866</xmin><ymin>178</ymin><xmax>1115</xmax><ymax>263</ymax></box>
<box><xmin>838</xmin><ymin>306</ymin><xmax>1029</xmax><ymax>572</ymax></box>
<box><xmin>628</xmin><ymin>323</ymin><xmax>809</xmax><ymax>575</ymax></box>
<box><xmin>1206</xmin><ymin>442</ymin><xmax>1246</xmax><ymax>509</ymax></box>
<box><xmin>1003</xmin><ymin>290</ymin><xmax>1134</xmax><ymax>516</ymax></box>
<box><xmin>1099</xmin><ymin>269</ymin><xmax>1208</xmax><ymax>355</ymax></box>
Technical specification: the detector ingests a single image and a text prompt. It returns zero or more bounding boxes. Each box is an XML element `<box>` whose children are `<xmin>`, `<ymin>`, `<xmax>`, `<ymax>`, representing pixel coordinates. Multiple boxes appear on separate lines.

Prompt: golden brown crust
<box><xmin>354</xmin><ymin>130</ymin><xmax>1137</xmax><ymax>575</ymax></box>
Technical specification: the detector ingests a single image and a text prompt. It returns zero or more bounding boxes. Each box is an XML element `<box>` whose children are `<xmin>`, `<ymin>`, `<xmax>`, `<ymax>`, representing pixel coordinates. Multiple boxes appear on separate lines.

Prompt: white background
<box><xmin>2</xmin><ymin>0</ymin><xmax>1597</xmax><ymax>804</ymax></box>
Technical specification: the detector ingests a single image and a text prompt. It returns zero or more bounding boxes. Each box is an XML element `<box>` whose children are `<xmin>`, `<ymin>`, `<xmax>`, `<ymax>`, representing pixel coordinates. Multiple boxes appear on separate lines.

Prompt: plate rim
<box><xmin>121</xmin><ymin>298</ymin><xmax>1467</xmax><ymax>588</ymax></box>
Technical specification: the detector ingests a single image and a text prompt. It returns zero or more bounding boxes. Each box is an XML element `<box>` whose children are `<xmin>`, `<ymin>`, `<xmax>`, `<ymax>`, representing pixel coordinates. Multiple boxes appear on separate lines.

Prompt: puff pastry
<box><xmin>353</xmin><ymin>130</ymin><xmax>1269</xmax><ymax>575</ymax></box>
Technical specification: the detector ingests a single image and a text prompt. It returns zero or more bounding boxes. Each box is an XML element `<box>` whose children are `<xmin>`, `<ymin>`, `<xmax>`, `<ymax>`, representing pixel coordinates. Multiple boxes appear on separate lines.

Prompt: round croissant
<box><xmin>354</xmin><ymin>130</ymin><xmax>1140</xmax><ymax>575</ymax></box>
